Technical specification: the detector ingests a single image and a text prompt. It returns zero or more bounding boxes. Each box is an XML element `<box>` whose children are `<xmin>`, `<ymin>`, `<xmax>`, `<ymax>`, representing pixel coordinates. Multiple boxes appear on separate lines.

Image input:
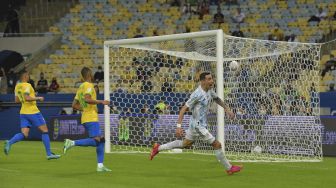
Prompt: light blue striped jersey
<box><xmin>185</xmin><ymin>85</ymin><xmax>218</xmax><ymax>128</ymax></box>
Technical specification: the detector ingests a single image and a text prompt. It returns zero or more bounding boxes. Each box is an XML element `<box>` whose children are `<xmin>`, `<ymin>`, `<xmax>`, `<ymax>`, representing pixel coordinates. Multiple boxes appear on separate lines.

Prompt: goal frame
<box><xmin>103</xmin><ymin>30</ymin><xmax>225</xmax><ymax>153</ymax></box>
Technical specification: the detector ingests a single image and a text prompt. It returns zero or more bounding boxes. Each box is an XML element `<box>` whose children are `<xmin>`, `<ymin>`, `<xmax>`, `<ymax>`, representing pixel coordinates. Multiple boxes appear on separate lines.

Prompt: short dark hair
<box><xmin>81</xmin><ymin>67</ymin><xmax>92</xmax><ymax>79</ymax></box>
<box><xmin>199</xmin><ymin>72</ymin><xmax>211</xmax><ymax>81</ymax></box>
<box><xmin>19</xmin><ymin>70</ymin><xmax>28</xmax><ymax>79</ymax></box>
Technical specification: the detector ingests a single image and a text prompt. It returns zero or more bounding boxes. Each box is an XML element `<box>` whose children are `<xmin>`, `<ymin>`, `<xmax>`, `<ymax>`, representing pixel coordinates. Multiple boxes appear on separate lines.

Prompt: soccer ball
<box><xmin>229</xmin><ymin>60</ymin><xmax>239</xmax><ymax>70</ymax></box>
<box><xmin>252</xmin><ymin>146</ymin><xmax>262</xmax><ymax>153</ymax></box>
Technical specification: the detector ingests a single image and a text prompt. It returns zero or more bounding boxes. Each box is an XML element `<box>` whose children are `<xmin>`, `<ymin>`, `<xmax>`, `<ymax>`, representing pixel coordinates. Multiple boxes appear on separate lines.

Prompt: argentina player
<box><xmin>150</xmin><ymin>72</ymin><xmax>242</xmax><ymax>175</ymax></box>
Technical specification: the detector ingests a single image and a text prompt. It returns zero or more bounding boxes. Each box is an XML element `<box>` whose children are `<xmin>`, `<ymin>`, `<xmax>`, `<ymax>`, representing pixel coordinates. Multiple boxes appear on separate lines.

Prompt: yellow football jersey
<box><xmin>14</xmin><ymin>82</ymin><xmax>40</xmax><ymax>114</ymax></box>
<box><xmin>75</xmin><ymin>82</ymin><xmax>98</xmax><ymax>123</ymax></box>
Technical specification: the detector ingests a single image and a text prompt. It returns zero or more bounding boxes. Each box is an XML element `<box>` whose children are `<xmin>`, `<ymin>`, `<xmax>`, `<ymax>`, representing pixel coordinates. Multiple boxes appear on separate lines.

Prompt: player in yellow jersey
<box><xmin>4</xmin><ymin>70</ymin><xmax>60</xmax><ymax>160</ymax></box>
<box><xmin>63</xmin><ymin>67</ymin><xmax>111</xmax><ymax>172</ymax></box>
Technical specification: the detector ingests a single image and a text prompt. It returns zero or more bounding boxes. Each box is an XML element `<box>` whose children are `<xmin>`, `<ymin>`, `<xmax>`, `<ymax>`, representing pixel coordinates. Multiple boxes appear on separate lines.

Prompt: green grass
<box><xmin>0</xmin><ymin>141</ymin><xmax>335</xmax><ymax>188</ymax></box>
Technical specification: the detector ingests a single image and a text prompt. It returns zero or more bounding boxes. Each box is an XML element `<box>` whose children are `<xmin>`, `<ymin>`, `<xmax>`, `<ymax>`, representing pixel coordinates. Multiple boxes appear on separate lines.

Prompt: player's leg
<box><xmin>37</xmin><ymin>125</ymin><xmax>60</xmax><ymax>160</ymax></box>
<box><xmin>94</xmin><ymin>136</ymin><xmax>111</xmax><ymax>172</ymax></box>
<box><xmin>63</xmin><ymin>122</ymin><xmax>110</xmax><ymax>171</ymax></box>
<box><xmin>34</xmin><ymin>113</ymin><xmax>60</xmax><ymax>159</ymax></box>
<box><xmin>4</xmin><ymin>127</ymin><xmax>29</xmax><ymax>155</ymax></box>
<box><xmin>4</xmin><ymin>114</ymin><xmax>31</xmax><ymax>155</ymax></box>
<box><xmin>87</xmin><ymin>122</ymin><xmax>110</xmax><ymax>172</ymax></box>
<box><xmin>198</xmin><ymin>126</ymin><xmax>242</xmax><ymax>175</ymax></box>
<box><xmin>63</xmin><ymin>122</ymin><xmax>99</xmax><ymax>154</ymax></box>
<box><xmin>211</xmin><ymin>140</ymin><xmax>242</xmax><ymax>175</ymax></box>
<box><xmin>150</xmin><ymin>128</ymin><xmax>195</xmax><ymax>160</ymax></box>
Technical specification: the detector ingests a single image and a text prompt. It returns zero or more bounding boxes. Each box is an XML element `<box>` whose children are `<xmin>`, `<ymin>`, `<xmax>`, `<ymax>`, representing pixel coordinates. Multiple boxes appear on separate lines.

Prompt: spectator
<box><xmin>321</xmin><ymin>54</ymin><xmax>336</xmax><ymax>78</ymax></box>
<box><xmin>141</xmin><ymin>104</ymin><xmax>151</xmax><ymax>114</ymax></box>
<box><xmin>0</xmin><ymin>67</ymin><xmax>7</xmax><ymax>94</ymax></box>
<box><xmin>333</xmin><ymin>11</ymin><xmax>336</xmax><ymax>20</ymax></box>
<box><xmin>269</xmin><ymin>23</ymin><xmax>284</xmax><ymax>41</ymax></box>
<box><xmin>59</xmin><ymin>109</ymin><xmax>67</xmax><ymax>115</ymax></box>
<box><xmin>182</xmin><ymin>3</ymin><xmax>197</xmax><ymax>15</ymax></box>
<box><xmin>170</xmin><ymin>0</ymin><xmax>181</xmax><ymax>7</ymax></box>
<box><xmin>36</xmin><ymin>72</ymin><xmax>48</xmax><ymax>94</ymax></box>
<box><xmin>133</xmin><ymin>28</ymin><xmax>144</xmax><ymax>38</ymax></box>
<box><xmin>213</xmin><ymin>6</ymin><xmax>224</xmax><ymax>24</ymax></box>
<box><xmin>329</xmin><ymin>83</ymin><xmax>335</xmax><ymax>91</ymax></box>
<box><xmin>153</xmin><ymin>29</ymin><xmax>159</xmax><ymax>36</ymax></box>
<box><xmin>6</xmin><ymin>68</ymin><xmax>17</xmax><ymax>93</ymax></box>
<box><xmin>231</xmin><ymin>25</ymin><xmax>244</xmax><ymax>37</ymax></box>
<box><xmin>94</xmin><ymin>84</ymin><xmax>99</xmax><ymax>94</ymax></box>
<box><xmin>49</xmin><ymin>77</ymin><xmax>60</xmax><ymax>93</ymax></box>
<box><xmin>4</xmin><ymin>5</ymin><xmax>20</xmax><ymax>36</ymax></box>
<box><xmin>308</xmin><ymin>7</ymin><xmax>327</xmax><ymax>23</ymax></box>
<box><xmin>199</xmin><ymin>1</ymin><xmax>210</xmax><ymax>19</ymax></box>
<box><xmin>94</xmin><ymin>66</ymin><xmax>104</xmax><ymax>83</ymax></box>
<box><xmin>28</xmin><ymin>77</ymin><xmax>35</xmax><ymax>90</ymax></box>
<box><xmin>232</xmin><ymin>8</ymin><xmax>245</xmax><ymax>23</ymax></box>
<box><xmin>285</xmin><ymin>34</ymin><xmax>299</xmax><ymax>42</ymax></box>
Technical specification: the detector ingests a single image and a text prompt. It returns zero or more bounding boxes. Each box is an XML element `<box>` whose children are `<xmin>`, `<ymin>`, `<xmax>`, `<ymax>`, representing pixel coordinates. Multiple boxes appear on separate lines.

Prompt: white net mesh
<box><xmin>103</xmin><ymin>31</ymin><xmax>322</xmax><ymax>162</ymax></box>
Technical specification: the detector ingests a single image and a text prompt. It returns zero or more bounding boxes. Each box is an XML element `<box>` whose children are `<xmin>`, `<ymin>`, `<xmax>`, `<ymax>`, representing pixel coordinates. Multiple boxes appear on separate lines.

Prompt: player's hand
<box><xmin>37</xmin><ymin>97</ymin><xmax>44</xmax><ymax>102</ymax></box>
<box><xmin>226</xmin><ymin>110</ymin><xmax>235</xmax><ymax>119</ymax></box>
<box><xmin>101</xmin><ymin>100</ymin><xmax>110</xmax><ymax>105</ymax></box>
<box><xmin>176</xmin><ymin>127</ymin><xmax>184</xmax><ymax>138</ymax></box>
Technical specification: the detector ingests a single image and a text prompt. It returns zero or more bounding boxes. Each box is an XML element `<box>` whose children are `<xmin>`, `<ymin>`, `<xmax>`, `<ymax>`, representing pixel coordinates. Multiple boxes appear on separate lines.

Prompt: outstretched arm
<box><xmin>214</xmin><ymin>97</ymin><xmax>234</xmax><ymax>119</ymax></box>
<box><xmin>24</xmin><ymin>94</ymin><xmax>44</xmax><ymax>102</ymax></box>
<box><xmin>84</xmin><ymin>94</ymin><xmax>109</xmax><ymax>105</ymax></box>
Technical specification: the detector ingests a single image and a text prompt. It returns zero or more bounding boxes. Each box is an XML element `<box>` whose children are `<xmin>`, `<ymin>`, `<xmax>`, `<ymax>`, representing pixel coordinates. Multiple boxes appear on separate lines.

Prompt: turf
<box><xmin>0</xmin><ymin>141</ymin><xmax>335</xmax><ymax>188</ymax></box>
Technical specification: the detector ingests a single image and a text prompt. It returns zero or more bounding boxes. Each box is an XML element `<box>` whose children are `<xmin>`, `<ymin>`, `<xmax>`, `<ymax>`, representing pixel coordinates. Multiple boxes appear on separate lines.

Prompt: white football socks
<box><xmin>158</xmin><ymin>140</ymin><xmax>183</xmax><ymax>151</ymax></box>
<box><xmin>98</xmin><ymin>163</ymin><xmax>104</xmax><ymax>168</ymax></box>
<box><xmin>215</xmin><ymin>149</ymin><xmax>232</xmax><ymax>170</ymax></box>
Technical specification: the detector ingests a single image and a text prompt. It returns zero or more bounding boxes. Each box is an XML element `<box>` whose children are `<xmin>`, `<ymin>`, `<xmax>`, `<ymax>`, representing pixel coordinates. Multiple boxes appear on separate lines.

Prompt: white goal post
<box><xmin>103</xmin><ymin>30</ymin><xmax>323</xmax><ymax>162</ymax></box>
<box><xmin>103</xmin><ymin>30</ymin><xmax>225</xmax><ymax>152</ymax></box>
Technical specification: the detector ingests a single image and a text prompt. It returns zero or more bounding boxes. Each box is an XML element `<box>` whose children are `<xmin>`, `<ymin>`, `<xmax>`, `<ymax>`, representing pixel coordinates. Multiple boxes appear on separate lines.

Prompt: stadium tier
<box><xmin>25</xmin><ymin>0</ymin><xmax>336</xmax><ymax>94</ymax></box>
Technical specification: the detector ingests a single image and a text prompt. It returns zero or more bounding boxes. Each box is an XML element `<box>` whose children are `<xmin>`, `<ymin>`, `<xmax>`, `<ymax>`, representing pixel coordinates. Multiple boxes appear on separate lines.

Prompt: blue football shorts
<box><xmin>20</xmin><ymin>112</ymin><xmax>46</xmax><ymax>128</ymax></box>
<box><xmin>83</xmin><ymin>122</ymin><xmax>101</xmax><ymax>138</ymax></box>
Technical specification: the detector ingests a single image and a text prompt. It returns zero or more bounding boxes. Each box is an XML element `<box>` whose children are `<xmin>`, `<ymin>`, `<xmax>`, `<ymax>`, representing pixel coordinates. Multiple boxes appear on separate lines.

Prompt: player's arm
<box><xmin>176</xmin><ymin>104</ymin><xmax>189</xmax><ymax>138</ymax></box>
<box><xmin>15</xmin><ymin>96</ymin><xmax>20</xmax><ymax>103</ymax></box>
<box><xmin>72</xmin><ymin>99</ymin><xmax>82</xmax><ymax>111</ymax></box>
<box><xmin>84</xmin><ymin>94</ymin><xmax>109</xmax><ymax>105</ymax></box>
<box><xmin>24</xmin><ymin>93</ymin><xmax>44</xmax><ymax>102</ymax></box>
<box><xmin>214</xmin><ymin>97</ymin><xmax>234</xmax><ymax>119</ymax></box>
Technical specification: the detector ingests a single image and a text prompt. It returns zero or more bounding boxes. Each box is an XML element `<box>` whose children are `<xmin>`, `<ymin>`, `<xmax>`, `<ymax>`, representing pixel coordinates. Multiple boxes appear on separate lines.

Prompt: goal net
<box><xmin>103</xmin><ymin>30</ymin><xmax>322</xmax><ymax>162</ymax></box>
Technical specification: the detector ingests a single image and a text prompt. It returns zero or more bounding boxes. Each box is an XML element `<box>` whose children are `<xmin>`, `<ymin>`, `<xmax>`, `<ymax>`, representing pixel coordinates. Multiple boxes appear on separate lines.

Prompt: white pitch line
<box><xmin>0</xmin><ymin>168</ymin><xmax>20</xmax><ymax>173</ymax></box>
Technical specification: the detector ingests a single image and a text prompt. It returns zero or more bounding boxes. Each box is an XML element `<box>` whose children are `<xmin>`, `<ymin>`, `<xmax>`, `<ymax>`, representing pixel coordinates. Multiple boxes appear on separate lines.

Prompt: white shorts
<box><xmin>185</xmin><ymin>127</ymin><xmax>215</xmax><ymax>145</ymax></box>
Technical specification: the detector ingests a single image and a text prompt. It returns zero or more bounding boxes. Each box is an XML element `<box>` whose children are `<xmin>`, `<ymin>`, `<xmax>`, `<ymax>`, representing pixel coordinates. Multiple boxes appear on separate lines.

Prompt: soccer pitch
<box><xmin>0</xmin><ymin>141</ymin><xmax>335</xmax><ymax>188</ymax></box>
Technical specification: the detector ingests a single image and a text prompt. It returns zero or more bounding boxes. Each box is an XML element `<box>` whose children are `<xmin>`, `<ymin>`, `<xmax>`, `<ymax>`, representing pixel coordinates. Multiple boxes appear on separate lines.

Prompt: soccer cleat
<box><xmin>226</xmin><ymin>165</ymin><xmax>243</xmax><ymax>175</ymax></box>
<box><xmin>47</xmin><ymin>153</ymin><xmax>61</xmax><ymax>160</ymax></box>
<box><xmin>97</xmin><ymin>166</ymin><xmax>112</xmax><ymax>172</ymax></box>
<box><xmin>4</xmin><ymin>140</ymin><xmax>11</xmax><ymax>155</ymax></box>
<box><xmin>149</xmin><ymin>143</ymin><xmax>160</xmax><ymax>160</ymax></box>
<box><xmin>63</xmin><ymin>139</ymin><xmax>75</xmax><ymax>154</ymax></box>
